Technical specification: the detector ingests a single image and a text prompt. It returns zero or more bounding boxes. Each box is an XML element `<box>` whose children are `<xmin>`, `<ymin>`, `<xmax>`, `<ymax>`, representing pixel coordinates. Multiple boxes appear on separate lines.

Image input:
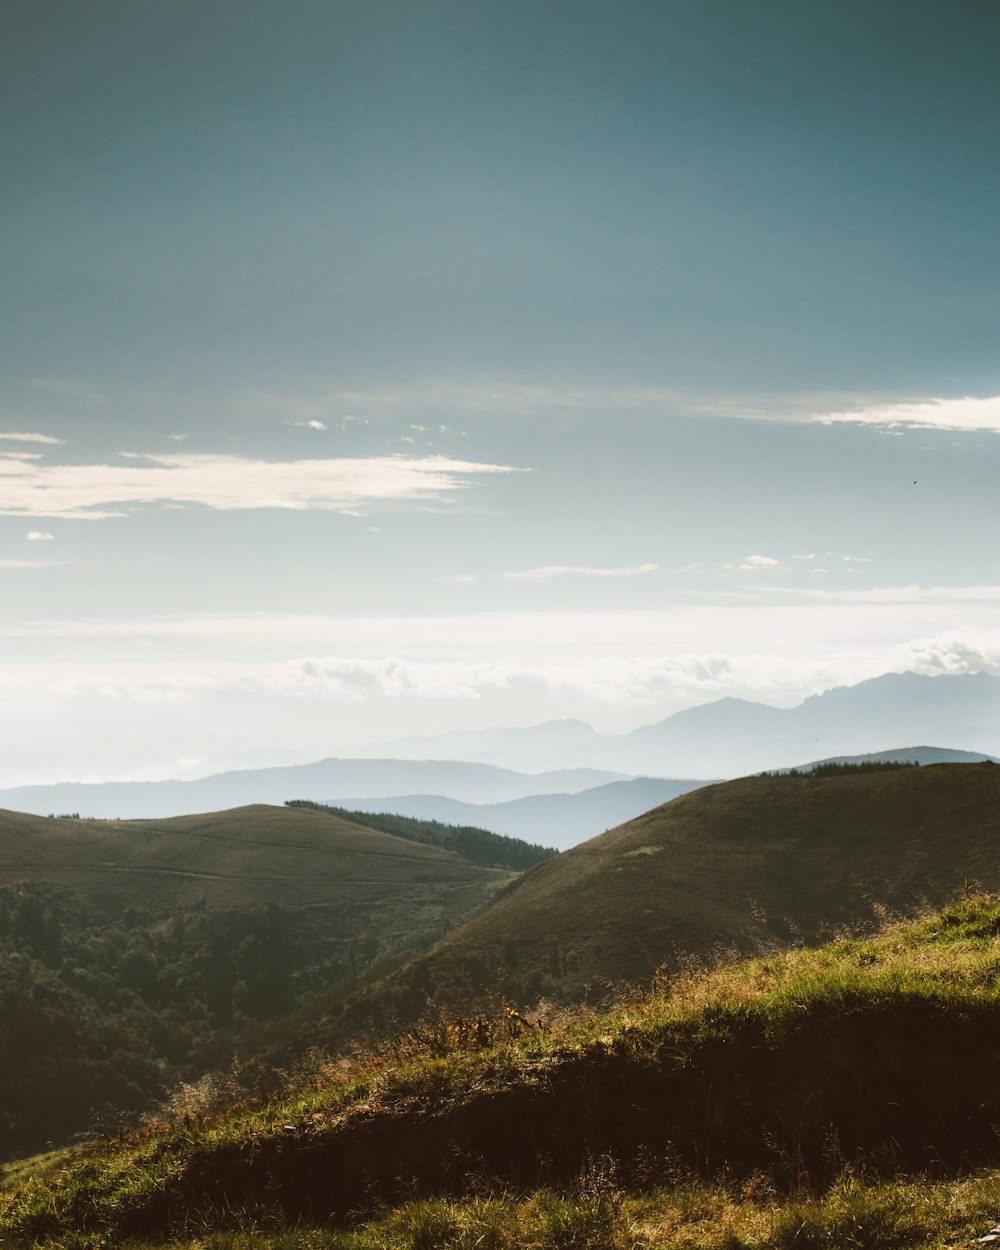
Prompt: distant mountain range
<box><xmin>0</xmin><ymin>759</ymin><xmax>626</xmax><ymax>821</ymax></box>
<box><xmin>360</xmin><ymin>671</ymin><xmax>1000</xmax><ymax>776</ymax></box>
<box><xmin>1</xmin><ymin>671</ymin><xmax>996</xmax><ymax>822</ymax></box>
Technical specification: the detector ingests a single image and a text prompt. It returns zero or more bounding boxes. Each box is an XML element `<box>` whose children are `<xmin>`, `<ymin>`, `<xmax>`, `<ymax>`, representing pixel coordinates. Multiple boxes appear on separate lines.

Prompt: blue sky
<box><xmin>2</xmin><ymin>1</ymin><xmax>1000</xmax><ymax>784</ymax></box>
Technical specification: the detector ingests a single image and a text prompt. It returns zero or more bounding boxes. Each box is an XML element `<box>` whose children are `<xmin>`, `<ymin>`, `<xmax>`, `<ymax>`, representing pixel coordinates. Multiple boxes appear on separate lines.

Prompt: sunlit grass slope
<box><xmin>362</xmin><ymin>762</ymin><xmax>1000</xmax><ymax>1014</ymax></box>
<box><xmin>6</xmin><ymin>892</ymin><xmax>1000</xmax><ymax>1247</ymax></box>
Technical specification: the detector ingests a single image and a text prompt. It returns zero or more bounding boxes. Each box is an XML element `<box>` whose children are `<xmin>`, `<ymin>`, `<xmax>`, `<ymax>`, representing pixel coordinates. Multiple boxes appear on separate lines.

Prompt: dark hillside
<box><xmin>8</xmin><ymin>894</ymin><xmax>1000</xmax><ymax>1248</ymax></box>
<box><xmin>284</xmin><ymin>799</ymin><xmax>557</xmax><ymax>869</ymax></box>
<box><xmin>312</xmin><ymin>763</ymin><xmax>1000</xmax><ymax>1033</ymax></box>
<box><xmin>0</xmin><ymin>804</ymin><xmax>516</xmax><ymax>1159</ymax></box>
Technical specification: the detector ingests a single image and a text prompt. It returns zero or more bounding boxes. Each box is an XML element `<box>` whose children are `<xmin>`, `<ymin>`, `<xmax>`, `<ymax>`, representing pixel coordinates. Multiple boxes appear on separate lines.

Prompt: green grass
<box><xmin>7</xmin><ymin>892</ymin><xmax>1000</xmax><ymax>1247</ymax></box>
<box><xmin>0</xmin><ymin>803</ymin><xmax>521</xmax><ymax>1159</ymax></box>
<box><xmin>321</xmin><ymin>762</ymin><xmax>1000</xmax><ymax>1020</ymax></box>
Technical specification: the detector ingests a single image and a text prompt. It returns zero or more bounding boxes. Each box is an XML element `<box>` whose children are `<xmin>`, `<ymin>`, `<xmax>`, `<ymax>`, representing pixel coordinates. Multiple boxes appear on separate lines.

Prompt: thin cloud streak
<box><xmin>815</xmin><ymin>395</ymin><xmax>1000</xmax><ymax>434</ymax></box>
<box><xmin>0</xmin><ymin>452</ymin><xmax>521</xmax><ymax>520</ymax></box>
<box><xmin>0</xmin><ymin>431</ymin><xmax>64</xmax><ymax>445</ymax></box>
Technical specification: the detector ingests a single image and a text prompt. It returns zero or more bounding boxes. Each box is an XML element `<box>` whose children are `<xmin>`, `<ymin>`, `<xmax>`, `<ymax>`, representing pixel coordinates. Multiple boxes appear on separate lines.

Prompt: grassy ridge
<box><xmin>286</xmin><ymin>763</ymin><xmax>1000</xmax><ymax>1048</ymax></box>
<box><xmin>0</xmin><ymin>803</ymin><xmax>512</xmax><ymax>913</ymax></box>
<box><xmin>6</xmin><ymin>892</ymin><xmax>1000</xmax><ymax>1247</ymax></box>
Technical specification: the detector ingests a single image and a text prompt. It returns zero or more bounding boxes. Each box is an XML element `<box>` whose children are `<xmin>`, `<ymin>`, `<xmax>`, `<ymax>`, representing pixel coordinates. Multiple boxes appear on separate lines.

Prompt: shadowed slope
<box><xmin>0</xmin><ymin>804</ymin><xmax>516</xmax><ymax>1159</ymax></box>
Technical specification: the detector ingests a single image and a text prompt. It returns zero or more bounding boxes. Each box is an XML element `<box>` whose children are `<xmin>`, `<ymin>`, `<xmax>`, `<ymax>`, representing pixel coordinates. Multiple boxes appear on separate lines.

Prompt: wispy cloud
<box><xmin>0</xmin><ymin>559</ymin><xmax>53</xmax><ymax>569</ymax></box>
<box><xmin>500</xmin><ymin>563</ymin><xmax>660</xmax><ymax>583</ymax></box>
<box><xmin>25</xmin><ymin>531</ymin><xmax>55</xmax><ymax>542</ymax></box>
<box><xmin>815</xmin><ymin>395</ymin><xmax>1000</xmax><ymax>434</ymax></box>
<box><xmin>0</xmin><ymin>452</ymin><xmax>521</xmax><ymax>521</ymax></box>
<box><xmin>294</xmin><ymin>420</ymin><xmax>327</xmax><ymax>431</ymax></box>
<box><xmin>0</xmin><ymin>431</ymin><xmax>64</xmax><ymax>445</ymax></box>
<box><xmin>249</xmin><ymin>377</ymin><xmax>963</xmax><ymax>429</ymax></box>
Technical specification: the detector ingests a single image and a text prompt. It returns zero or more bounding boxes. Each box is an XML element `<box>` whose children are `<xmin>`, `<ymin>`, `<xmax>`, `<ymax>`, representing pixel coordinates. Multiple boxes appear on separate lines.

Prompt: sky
<box><xmin>2</xmin><ymin>0</ymin><xmax>1000</xmax><ymax>785</ymax></box>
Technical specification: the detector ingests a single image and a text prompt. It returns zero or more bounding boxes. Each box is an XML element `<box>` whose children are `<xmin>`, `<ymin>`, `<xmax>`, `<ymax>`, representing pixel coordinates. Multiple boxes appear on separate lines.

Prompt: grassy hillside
<box><xmin>7</xmin><ymin>892</ymin><xmax>1000</xmax><ymax>1248</ymax></box>
<box><xmin>296</xmin><ymin>762</ymin><xmax>1000</xmax><ymax>1040</ymax></box>
<box><xmin>0</xmin><ymin>804</ymin><xmax>521</xmax><ymax>1159</ymax></box>
<box><xmin>0</xmin><ymin>802</ymin><xmax>514</xmax><ymax>913</ymax></box>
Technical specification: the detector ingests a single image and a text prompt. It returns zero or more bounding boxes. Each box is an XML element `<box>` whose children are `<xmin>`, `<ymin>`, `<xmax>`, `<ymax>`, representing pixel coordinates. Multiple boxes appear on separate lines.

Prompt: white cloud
<box><xmin>0</xmin><ymin>559</ymin><xmax>51</xmax><ymax>569</ymax></box>
<box><xmin>500</xmin><ymin>563</ymin><xmax>660</xmax><ymax>583</ymax></box>
<box><xmin>25</xmin><ymin>531</ymin><xmax>55</xmax><ymax>542</ymax></box>
<box><xmin>891</xmin><ymin>631</ymin><xmax>1000</xmax><ymax>676</ymax></box>
<box><xmin>294</xmin><ymin>420</ymin><xmax>327</xmax><ymax>431</ymax></box>
<box><xmin>0</xmin><ymin>431</ymin><xmax>64</xmax><ymax>445</ymax></box>
<box><xmin>726</xmin><ymin>554</ymin><xmax>780</xmax><ymax>572</ymax></box>
<box><xmin>0</xmin><ymin>452</ymin><xmax>521</xmax><ymax>521</ymax></box>
<box><xmin>815</xmin><ymin>395</ymin><xmax>1000</xmax><ymax>434</ymax></box>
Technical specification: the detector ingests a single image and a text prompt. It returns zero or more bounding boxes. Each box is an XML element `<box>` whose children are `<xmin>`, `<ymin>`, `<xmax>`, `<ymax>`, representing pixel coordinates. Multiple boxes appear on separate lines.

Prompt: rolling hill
<box><xmin>304</xmin><ymin>762</ymin><xmax>1000</xmax><ymax>1039</ymax></box>
<box><xmin>0</xmin><ymin>802</ymin><xmax>512</xmax><ymax>915</ymax></box>
<box><xmin>0</xmin><ymin>803</ymin><xmax>539</xmax><ymax>1159</ymax></box>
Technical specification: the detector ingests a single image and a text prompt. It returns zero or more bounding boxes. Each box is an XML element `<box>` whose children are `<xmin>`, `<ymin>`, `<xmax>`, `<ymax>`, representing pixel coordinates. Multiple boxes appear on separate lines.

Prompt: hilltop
<box><xmin>298</xmin><ymin>762</ymin><xmax>1000</xmax><ymax>1045</ymax></box>
<box><xmin>7</xmin><ymin>893</ymin><xmax>1000</xmax><ymax>1248</ymax></box>
<box><xmin>0</xmin><ymin>802</ymin><xmax>515</xmax><ymax>914</ymax></box>
<box><xmin>0</xmin><ymin>803</ymin><xmax>548</xmax><ymax>1159</ymax></box>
